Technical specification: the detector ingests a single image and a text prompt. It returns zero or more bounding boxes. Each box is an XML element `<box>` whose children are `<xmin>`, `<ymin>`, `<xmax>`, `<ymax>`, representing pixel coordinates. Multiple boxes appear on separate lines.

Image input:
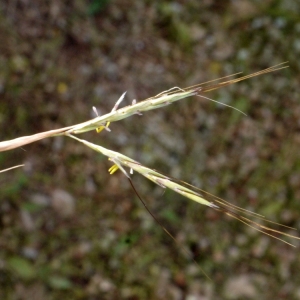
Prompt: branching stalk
<box><xmin>67</xmin><ymin>134</ymin><xmax>300</xmax><ymax>247</ymax></box>
<box><xmin>0</xmin><ymin>63</ymin><xmax>288</xmax><ymax>152</ymax></box>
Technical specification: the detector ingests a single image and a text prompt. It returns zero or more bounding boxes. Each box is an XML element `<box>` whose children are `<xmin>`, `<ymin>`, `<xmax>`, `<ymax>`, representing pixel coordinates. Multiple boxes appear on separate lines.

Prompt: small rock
<box><xmin>30</xmin><ymin>193</ymin><xmax>50</xmax><ymax>206</ymax></box>
<box><xmin>224</xmin><ymin>274</ymin><xmax>267</xmax><ymax>299</ymax></box>
<box><xmin>22</xmin><ymin>247</ymin><xmax>39</xmax><ymax>260</ymax></box>
<box><xmin>51</xmin><ymin>189</ymin><xmax>75</xmax><ymax>218</ymax></box>
<box><xmin>20</xmin><ymin>210</ymin><xmax>35</xmax><ymax>231</ymax></box>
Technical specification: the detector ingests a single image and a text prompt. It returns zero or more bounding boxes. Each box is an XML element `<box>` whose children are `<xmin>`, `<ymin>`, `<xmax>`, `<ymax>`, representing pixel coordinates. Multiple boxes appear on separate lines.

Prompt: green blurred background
<box><xmin>1</xmin><ymin>0</ymin><xmax>300</xmax><ymax>299</ymax></box>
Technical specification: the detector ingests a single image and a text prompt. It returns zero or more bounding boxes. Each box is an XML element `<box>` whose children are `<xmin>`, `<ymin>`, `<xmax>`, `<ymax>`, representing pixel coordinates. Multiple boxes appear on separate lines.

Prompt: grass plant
<box><xmin>1</xmin><ymin>62</ymin><xmax>298</xmax><ymax>278</ymax></box>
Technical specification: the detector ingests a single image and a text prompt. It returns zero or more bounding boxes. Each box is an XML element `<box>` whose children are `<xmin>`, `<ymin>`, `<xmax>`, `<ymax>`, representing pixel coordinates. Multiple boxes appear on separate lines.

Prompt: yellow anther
<box><xmin>108</xmin><ymin>164</ymin><xmax>119</xmax><ymax>175</ymax></box>
<box><xmin>96</xmin><ymin>122</ymin><xmax>111</xmax><ymax>133</ymax></box>
<box><xmin>96</xmin><ymin>126</ymin><xmax>105</xmax><ymax>133</ymax></box>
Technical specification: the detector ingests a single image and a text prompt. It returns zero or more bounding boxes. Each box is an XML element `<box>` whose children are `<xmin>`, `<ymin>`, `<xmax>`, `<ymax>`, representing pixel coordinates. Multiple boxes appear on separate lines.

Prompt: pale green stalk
<box><xmin>0</xmin><ymin>63</ymin><xmax>288</xmax><ymax>152</ymax></box>
<box><xmin>65</xmin><ymin>62</ymin><xmax>288</xmax><ymax>134</ymax></box>
<box><xmin>67</xmin><ymin>134</ymin><xmax>217</xmax><ymax>208</ymax></box>
<box><xmin>66</xmin><ymin>89</ymin><xmax>197</xmax><ymax>134</ymax></box>
<box><xmin>67</xmin><ymin>133</ymin><xmax>300</xmax><ymax>247</ymax></box>
<box><xmin>0</xmin><ymin>165</ymin><xmax>24</xmax><ymax>173</ymax></box>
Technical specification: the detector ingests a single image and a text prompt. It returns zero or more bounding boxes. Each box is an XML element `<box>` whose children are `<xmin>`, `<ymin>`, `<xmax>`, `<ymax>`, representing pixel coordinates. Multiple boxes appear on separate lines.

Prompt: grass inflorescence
<box><xmin>1</xmin><ymin>62</ymin><xmax>297</xmax><ymax>278</ymax></box>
